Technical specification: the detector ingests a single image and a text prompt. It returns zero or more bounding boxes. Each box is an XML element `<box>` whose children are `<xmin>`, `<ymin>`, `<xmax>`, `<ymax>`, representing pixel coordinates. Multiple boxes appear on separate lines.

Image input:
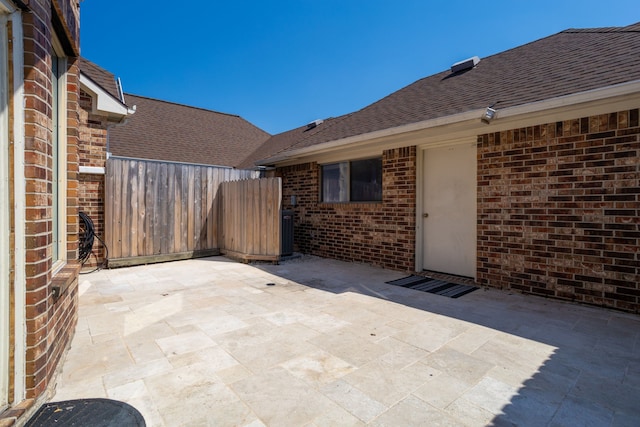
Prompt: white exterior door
<box><xmin>421</xmin><ymin>143</ymin><xmax>477</xmax><ymax>278</ymax></box>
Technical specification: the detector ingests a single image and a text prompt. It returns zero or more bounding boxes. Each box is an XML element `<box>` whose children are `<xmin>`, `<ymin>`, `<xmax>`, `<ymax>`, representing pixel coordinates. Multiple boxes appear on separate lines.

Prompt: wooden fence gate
<box><xmin>105</xmin><ymin>157</ymin><xmax>281</xmax><ymax>267</ymax></box>
<box><xmin>218</xmin><ymin>178</ymin><xmax>282</xmax><ymax>262</ymax></box>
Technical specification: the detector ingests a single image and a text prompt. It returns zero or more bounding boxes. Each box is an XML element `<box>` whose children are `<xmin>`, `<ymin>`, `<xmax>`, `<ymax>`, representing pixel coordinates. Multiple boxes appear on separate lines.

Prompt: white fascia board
<box><xmin>257</xmin><ymin>109</ymin><xmax>482</xmax><ymax>166</ymax></box>
<box><xmin>79</xmin><ymin>73</ymin><xmax>131</xmax><ymax>117</ymax></box>
<box><xmin>259</xmin><ymin>79</ymin><xmax>640</xmax><ymax>166</ymax></box>
<box><xmin>497</xmin><ymin>79</ymin><xmax>640</xmax><ymax>121</ymax></box>
<box><xmin>0</xmin><ymin>1</ymin><xmax>16</xmax><ymax>13</ymax></box>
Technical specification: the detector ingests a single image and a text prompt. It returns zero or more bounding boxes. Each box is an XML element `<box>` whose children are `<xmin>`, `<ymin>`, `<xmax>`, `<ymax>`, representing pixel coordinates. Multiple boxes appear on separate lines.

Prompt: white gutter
<box><xmin>259</xmin><ymin>79</ymin><xmax>640</xmax><ymax>165</ymax></box>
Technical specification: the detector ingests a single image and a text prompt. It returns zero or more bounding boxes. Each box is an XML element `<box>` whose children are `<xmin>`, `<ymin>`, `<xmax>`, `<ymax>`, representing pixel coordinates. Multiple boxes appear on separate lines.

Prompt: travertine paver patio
<box><xmin>52</xmin><ymin>255</ymin><xmax>640</xmax><ymax>426</ymax></box>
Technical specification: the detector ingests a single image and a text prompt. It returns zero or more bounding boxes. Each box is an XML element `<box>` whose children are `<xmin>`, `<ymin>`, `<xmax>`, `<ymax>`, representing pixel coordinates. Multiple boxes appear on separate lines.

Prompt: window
<box><xmin>321</xmin><ymin>158</ymin><xmax>382</xmax><ymax>202</ymax></box>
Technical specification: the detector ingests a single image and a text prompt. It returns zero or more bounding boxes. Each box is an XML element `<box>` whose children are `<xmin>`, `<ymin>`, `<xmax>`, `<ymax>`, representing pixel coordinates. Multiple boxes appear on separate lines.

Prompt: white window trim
<box><xmin>51</xmin><ymin>37</ymin><xmax>67</xmax><ymax>272</ymax></box>
<box><xmin>0</xmin><ymin>1</ymin><xmax>26</xmax><ymax>408</ymax></box>
<box><xmin>0</xmin><ymin>9</ymin><xmax>11</xmax><ymax>412</ymax></box>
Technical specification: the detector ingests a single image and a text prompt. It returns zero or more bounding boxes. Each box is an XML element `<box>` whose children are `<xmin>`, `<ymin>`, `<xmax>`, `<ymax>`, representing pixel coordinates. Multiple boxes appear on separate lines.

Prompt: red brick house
<box><xmin>1</xmin><ymin>0</ymin><xmax>81</xmax><ymax>424</ymax></box>
<box><xmin>249</xmin><ymin>23</ymin><xmax>640</xmax><ymax>313</ymax></box>
<box><xmin>77</xmin><ymin>58</ymin><xmax>134</xmax><ymax>267</ymax></box>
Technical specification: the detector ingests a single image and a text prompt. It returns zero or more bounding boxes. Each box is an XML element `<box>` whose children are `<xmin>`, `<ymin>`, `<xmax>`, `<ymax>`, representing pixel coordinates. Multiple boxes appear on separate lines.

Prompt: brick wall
<box><xmin>78</xmin><ymin>88</ymin><xmax>111</xmax><ymax>266</ymax></box>
<box><xmin>278</xmin><ymin>146</ymin><xmax>417</xmax><ymax>272</ymax></box>
<box><xmin>66</xmin><ymin>60</ymin><xmax>80</xmax><ymax>261</ymax></box>
<box><xmin>1</xmin><ymin>0</ymin><xmax>81</xmax><ymax>424</ymax></box>
<box><xmin>22</xmin><ymin>0</ymin><xmax>80</xmax><ymax>400</ymax></box>
<box><xmin>477</xmin><ymin>109</ymin><xmax>640</xmax><ymax>312</ymax></box>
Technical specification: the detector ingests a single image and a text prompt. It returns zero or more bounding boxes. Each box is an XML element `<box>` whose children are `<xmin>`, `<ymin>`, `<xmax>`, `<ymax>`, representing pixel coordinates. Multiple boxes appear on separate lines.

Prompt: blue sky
<box><xmin>81</xmin><ymin>1</ymin><xmax>639</xmax><ymax>135</ymax></box>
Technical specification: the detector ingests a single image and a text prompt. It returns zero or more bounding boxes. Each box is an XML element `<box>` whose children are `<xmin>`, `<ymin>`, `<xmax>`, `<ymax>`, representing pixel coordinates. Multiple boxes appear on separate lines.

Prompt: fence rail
<box><xmin>105</xmin><ymin>157</ymin><xmax>263</xmax><ymax>266</ymax></box>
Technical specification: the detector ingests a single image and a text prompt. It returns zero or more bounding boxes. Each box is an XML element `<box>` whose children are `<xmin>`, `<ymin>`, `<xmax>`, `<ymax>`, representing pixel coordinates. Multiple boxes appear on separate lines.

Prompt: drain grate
<box><xmin>386</xmin><ymin>275</ymin><xmax>477</xmax><ymax>298</ymax></box>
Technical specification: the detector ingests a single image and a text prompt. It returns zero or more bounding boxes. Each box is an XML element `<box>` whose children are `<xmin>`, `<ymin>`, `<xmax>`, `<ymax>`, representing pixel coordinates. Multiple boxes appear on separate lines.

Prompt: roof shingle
<box><xmin>108</xmin><ymin>94</ymin><xmax>270</xmax><ymax>168</ymax></box>
<box><xmin>254</xmin><ymin>22</ymin><xmax>640</xmax><ymax>164</ymax></box>
<box><xmin>79</xmin><ymin>57</ymin><xmax>123</xmax><ymax>102</ymax></box>
<box><xmin>237</xmin><ymin>116</ymin><xmax>350</xmax><ymax>169</ymax></box>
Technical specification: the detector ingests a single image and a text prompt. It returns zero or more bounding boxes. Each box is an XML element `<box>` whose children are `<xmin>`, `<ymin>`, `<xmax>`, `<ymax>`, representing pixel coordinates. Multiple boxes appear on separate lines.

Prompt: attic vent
<box><xmin>307</xmin><ymin>119</ymin><xmax>324</xmax><ymax>129</ymax></box>
<box><xmin>451</xmin><ymin>56</ymin><xmax>480</xmax><ymax>73</ymax></box>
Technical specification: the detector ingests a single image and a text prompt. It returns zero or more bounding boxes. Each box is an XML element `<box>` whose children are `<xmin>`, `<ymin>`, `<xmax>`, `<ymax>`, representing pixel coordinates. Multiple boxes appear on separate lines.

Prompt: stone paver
<box><xmin>53</xmin><ymin>256</ymin><xmax>640</xmax><ymax>426</ymax></box>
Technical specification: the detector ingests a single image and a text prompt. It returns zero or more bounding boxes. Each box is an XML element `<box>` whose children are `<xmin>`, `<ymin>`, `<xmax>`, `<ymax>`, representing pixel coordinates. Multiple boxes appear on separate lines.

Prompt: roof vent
<box><xmin>451</xmin><ymin>56</ymin><xmax>480</xmax><ymax>73</ymax></box>
<box><xmin>307</xmin><ymin>119</ymin><xmax>324</xmax><ymax>129</ymax></box>
<box><xmin>116</xmin><ymin>77</ymin><xmax>125</xmax><ymax>103</ymax></box>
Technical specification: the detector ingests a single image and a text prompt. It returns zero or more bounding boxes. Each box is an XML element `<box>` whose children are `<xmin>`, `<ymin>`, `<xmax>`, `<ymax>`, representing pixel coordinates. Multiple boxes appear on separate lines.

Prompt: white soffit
<box><xmin>79</xmin><ymin>73</ymin><xmax>130</xmax><ymax>116</ymax></box>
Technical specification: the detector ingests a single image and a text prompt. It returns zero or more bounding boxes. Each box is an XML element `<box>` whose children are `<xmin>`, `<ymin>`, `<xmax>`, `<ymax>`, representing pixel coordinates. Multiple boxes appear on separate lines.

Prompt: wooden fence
<box><xmin>218</xmin><ymin>178</ymin><xmax>282</xmax><ymax>261</ymax></box>
<box><xmin>105</xmin><ymin>157</ymin><xmax>263</xmax><ymax>267</ymax></box>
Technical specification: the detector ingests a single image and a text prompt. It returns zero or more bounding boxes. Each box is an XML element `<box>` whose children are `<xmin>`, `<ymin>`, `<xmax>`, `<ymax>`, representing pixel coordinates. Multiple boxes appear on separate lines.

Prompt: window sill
<box><xmin>51</xmin><ymin>261</ymin><xmax>81</xmax><ymax>301</ymax></box>
<box><xmin>0</xmin><ymin>398</ymin><xmax>35</xmax><ymax>426</ymax></box>
<box><xmin>319</xmin><ymin>201</ymin><xmax>382</xmax><ymax>209</ymax></box>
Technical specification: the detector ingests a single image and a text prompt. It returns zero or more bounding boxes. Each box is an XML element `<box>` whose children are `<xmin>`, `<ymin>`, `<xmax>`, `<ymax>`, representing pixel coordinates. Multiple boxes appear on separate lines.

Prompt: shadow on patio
<box><xmin>254</xmin><ymin>256</ymin><xmax>640</xmax><ymax>426</ymax></box>
<box><xmin>53</xmin><ymin>255</ymin><xmax>639</xmax><ymax>426</ymax></box>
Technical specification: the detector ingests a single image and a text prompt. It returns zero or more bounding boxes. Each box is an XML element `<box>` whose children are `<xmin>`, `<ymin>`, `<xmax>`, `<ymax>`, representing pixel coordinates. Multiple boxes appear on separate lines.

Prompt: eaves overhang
<box><xmin>258</xmin><ymin>79</ymin><xmax>640</xmax><ymax>167</ymax></box>
<box><xmin>79</xmin><ymin>72</ymin><xmax>135</xmax><ymax>119</ymax></box>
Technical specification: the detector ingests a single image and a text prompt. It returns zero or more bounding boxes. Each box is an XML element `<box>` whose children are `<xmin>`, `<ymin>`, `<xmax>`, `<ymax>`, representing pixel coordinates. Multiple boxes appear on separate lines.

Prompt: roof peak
<box><xmin>561</xmin><ymin>21</ymin><xmax>640</xmax><ymax>33</ymax></box>
<box><xmin>79</xmin><ymin>57</ymin><xmax>115</xmax><ymax>75</ymax></box>
<box><xmin>124</xmin><ymin>93</ymin><xmax>243</xmax><ymax>119</ymax></box>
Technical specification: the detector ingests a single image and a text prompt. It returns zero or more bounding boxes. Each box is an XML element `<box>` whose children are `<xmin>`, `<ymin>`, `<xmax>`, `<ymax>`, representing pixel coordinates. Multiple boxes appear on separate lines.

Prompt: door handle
<box><xmin>423</xmin><ymin>213</ymin><xmax>429</xmax><ymax>218</ymax></box>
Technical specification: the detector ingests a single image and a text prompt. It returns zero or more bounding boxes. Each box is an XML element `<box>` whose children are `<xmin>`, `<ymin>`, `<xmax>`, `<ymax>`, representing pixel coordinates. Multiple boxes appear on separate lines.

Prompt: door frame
<box><xmin>415</xmin><ymin>138</ymin><xmax>477</xmax><ymax>277</ymax></box>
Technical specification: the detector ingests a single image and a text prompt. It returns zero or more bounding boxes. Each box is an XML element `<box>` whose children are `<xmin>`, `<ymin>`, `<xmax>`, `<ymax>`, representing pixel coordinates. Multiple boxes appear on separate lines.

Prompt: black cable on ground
<box><xmin>79</xmin><ymin>211</ymin><xmax>109</xmax><ymax>274</ymax></box>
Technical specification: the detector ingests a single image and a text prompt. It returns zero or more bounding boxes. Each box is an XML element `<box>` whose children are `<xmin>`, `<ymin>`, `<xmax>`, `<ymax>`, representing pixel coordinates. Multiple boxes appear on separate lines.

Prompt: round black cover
<box><xmin>25</xmin><ymin>398</ymin><xmax>146</xmax><ymax>427</ymax></box>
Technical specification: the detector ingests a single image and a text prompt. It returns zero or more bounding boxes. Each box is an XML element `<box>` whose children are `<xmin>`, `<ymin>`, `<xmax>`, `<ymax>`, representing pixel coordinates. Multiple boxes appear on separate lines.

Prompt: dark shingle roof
<box><xmin>79</xmin><ymin>57</ymin><xmax>123</xmax><ymax>101</ymax></box>
<box><xmin>256</xmin><ymin>22</ymin><xmax>640</xmax><ymax>163</ymax></box>
<box><xmin>108</xmin><ymin>94</ymin><xmax>271</xmax><ymax>167</ymax></box>
<box><xmin>237</xmin><ymin>116</ymin><xmax>350</xmax><ymax>169</ymax></box>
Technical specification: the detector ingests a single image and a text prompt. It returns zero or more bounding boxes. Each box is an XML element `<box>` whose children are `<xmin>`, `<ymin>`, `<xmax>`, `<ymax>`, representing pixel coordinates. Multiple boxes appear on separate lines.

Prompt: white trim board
<box><xmin>79</xmin><ymin>73</ymin><xmax>133</xmax><ymax>117</ymax></box>
<box><xmin>79</xmin><ymin>165</ymin><xmax>105</xmax><ymax>175</ymax></box>
<box><xmin>0</xmin><ymin>10</ymin><xmax>11</xmax><ymax>411</ymax></box>
<box><xmin>0</xmin><ymin>5</ymin><xmax>26</xmax><ymax>406</ymax></box>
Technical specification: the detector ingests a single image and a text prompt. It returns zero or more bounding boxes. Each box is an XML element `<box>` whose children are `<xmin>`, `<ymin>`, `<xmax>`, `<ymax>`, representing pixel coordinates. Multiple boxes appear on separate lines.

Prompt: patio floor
<box><xmin>52</xmin><ymin>255</ymin><xmax>640</xmax><ymax>426</ymax></box>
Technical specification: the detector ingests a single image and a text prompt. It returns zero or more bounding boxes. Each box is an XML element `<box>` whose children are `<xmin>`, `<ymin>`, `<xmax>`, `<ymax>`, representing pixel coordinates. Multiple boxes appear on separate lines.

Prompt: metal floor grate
<box><xmin>386</xmin><ymin>275</ymin><xmax>478</xmax><ymax>298</ymax></box>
